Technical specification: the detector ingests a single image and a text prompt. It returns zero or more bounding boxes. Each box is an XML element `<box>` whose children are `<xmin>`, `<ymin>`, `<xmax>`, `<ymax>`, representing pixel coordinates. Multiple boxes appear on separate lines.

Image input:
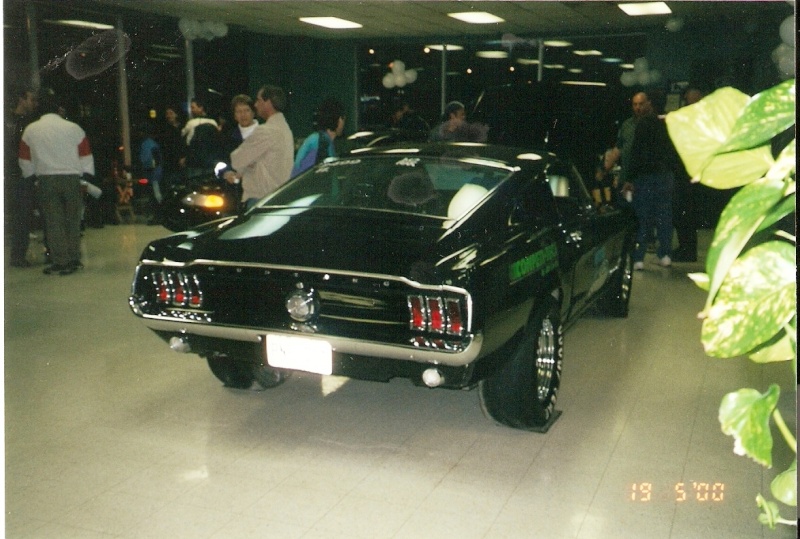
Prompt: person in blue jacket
<box><xmin>291</xmin><ymin>98</ymin><xmax>345</xmax><ymax>178</ymax></box>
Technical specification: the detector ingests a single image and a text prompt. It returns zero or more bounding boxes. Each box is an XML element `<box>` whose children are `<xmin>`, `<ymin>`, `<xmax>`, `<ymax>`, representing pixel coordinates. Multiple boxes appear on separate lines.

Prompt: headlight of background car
<box><xmin>182</xmin><ymin>193</ymin><xmax>226</xmax><ymax>209</ymax></box>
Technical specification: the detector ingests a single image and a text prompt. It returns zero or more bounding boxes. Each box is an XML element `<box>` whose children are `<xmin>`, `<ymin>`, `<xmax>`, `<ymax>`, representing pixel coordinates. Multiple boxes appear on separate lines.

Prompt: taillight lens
<box><xmin>408</xmin><ymin>294</ymin><xmax>465</xmax><ymax>336</ymax></box>
<box><xmin>408</xmin><ymin>295</ymin><xmax>425</xmax><ymax>331</ymax></box>
<box><xmin>446</xmin><ymin>299</ymin><xmax>463</xmax><ymax>335</ymax></box>
<box><xmin>153</xmin><ymin>271</ymin><xmax>202</xmax><ymax>308</ymax></box>
<box><xmin>427</xmin><ymin>298</ymin><xmax>444</xmax><ymax>333</ymax></box>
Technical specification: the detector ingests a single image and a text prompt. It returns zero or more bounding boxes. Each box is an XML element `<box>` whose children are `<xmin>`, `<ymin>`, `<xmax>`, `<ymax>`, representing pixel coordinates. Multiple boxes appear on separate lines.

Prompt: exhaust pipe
<box><xmin>169</xmin><ymin>336</ymin><xmax>191</xmax><ymax>353</ymax></box>
<box><xmin>422</xmin><ymin>368</ymin><xmax>444</xmax><ymax>388</ymax></box>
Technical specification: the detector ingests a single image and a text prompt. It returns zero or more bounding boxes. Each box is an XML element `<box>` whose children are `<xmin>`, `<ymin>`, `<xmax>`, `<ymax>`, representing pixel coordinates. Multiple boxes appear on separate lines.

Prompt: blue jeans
<box><xmin>632</xmin><ymin>172</ymin><xmax>674</xmax><ymax>262</ymax></box>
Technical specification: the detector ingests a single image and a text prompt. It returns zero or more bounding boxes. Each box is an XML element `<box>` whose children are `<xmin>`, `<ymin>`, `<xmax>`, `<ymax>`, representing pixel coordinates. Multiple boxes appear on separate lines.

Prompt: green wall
<box><xmin>246</xmin><ymin>35</ymin><xmax>357</xmax><ymax>140</ymax></box>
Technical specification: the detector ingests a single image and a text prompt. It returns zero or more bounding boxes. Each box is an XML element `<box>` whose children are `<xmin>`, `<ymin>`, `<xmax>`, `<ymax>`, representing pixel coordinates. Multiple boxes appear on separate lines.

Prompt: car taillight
<box><xmin>408</xmin><ymin>294</ymin><xmax>465</xmax><ymax>336</ymax></box>
<box><xmin>408</xmin><ymin>295</ymin><xmax>425</xmax><ymax>331</ymax></box>
<box><xmin>446</xmin><ymin>299</ymin><xmax>463</xmax><ymax>335</ymax></box>
<box><xmin>153</xmin><ymin>271</ymin><xmax>203</xmax><ymax>308</ymax></box>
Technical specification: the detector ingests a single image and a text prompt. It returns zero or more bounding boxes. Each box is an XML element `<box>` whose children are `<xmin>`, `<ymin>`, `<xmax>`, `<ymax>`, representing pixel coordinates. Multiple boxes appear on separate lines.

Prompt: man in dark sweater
<box><xmin>624</xmin><ymin>110</ymin><xmax>680</xmax><ymax>270</ymax></box>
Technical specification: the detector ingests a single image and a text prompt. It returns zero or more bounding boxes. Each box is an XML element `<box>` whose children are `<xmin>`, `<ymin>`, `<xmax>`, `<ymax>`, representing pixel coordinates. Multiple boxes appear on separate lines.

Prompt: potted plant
<box><xmin>665</xmin><ymin>79</ymin><xmax>796</xmax><ymax>529</ymax></box>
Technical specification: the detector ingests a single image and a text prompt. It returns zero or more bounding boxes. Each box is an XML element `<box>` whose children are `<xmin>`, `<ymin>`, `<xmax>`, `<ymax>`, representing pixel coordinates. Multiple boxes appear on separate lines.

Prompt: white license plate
<box><xmin>266</xmin><ymin>334</ymin><xmax>333</xmax><ymax>375</ymax></box>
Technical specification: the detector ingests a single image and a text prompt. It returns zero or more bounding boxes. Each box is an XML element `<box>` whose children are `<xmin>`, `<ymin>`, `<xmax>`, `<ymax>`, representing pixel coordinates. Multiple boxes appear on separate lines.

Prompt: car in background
<box><xmin>129</xmin><ymin>142</ymin><xmax>636</xmax><ymax>431</ymax></box>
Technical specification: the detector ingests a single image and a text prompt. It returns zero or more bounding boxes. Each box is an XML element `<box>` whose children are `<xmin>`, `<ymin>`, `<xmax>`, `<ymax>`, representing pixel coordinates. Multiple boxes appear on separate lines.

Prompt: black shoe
<box><xmin>44</xmin><ymin>264</ymin><xmax>69</xmax><ymax>275</ymax></box>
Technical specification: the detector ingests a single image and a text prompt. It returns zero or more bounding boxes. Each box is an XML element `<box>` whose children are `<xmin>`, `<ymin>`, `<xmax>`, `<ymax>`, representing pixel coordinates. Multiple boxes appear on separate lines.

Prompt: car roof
<box><xmin>346</xmin><ymin>142</ymin><xmax>557</xmax><ymax>170</ymax></box>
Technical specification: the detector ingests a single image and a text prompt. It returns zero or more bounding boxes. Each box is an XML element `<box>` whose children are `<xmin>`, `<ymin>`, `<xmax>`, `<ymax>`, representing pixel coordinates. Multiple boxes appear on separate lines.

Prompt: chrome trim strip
<box><xmin>135</xmin><ymin>260</ymin><xmax>474</xmax><ymax>332</ymax></box>
<box><xmin>134</xmin><ymin>314</ymin><xmax>483</xmax><ymax>367</ymax></box>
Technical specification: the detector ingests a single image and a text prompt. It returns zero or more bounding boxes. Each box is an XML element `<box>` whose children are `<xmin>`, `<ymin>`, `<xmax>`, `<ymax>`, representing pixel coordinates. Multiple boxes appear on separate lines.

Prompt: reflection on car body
<box><xmin>129</xmin><ymin>142</ymin><xmax>637</xmax><ymax>431</ymax></box>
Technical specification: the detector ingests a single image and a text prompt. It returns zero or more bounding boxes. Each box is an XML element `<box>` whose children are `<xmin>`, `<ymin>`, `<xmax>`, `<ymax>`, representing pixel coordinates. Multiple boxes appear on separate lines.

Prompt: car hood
<box><xmin>143</xmin><ymin>207</ymin><xmax>459</xmax><ymax>280</ymax></box>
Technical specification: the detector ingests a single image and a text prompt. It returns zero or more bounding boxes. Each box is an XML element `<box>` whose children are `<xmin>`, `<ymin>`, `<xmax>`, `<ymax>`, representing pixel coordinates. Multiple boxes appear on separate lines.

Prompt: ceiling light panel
<box><xmin>299</xmin><ymin>17</ymin><xmax>362</xmax><ymax>29</ymax></box>
<box><xmin>425</xmin><ymin>44</ymin><xmax>464</xmax><ymax>51</ymax></box>
<box><xmin>618</xmin><ymin>2</ymin><xmax>672</xmax><ymax>16</ymax></box>
<box><xmin>448</xmin><ymin>12</ymin><xmax>505</xmax><ymax>24</ymax></box>
<box><xmin>476</xmin><ymin>51</ymin><xmax>508</xmax><ymax>59</ymax></box>
<box><xmin>44</xmin><ymin>19</ymin><xmax>115</xmax><ymax>30</ymax></box>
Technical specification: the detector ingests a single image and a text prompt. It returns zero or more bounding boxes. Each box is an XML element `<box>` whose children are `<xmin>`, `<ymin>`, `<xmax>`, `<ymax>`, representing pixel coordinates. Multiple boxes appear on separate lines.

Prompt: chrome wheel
<box><xmin>535</xmin><ymin>318</ymin><xmax>557</xmax><ymax>403</ymax></box>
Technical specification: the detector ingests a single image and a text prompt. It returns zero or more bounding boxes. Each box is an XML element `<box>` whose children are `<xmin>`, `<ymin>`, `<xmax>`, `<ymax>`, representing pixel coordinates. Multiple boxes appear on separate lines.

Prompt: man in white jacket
<box><xmin>19</xmin><ymin>92</ymin><xmax>94</xmax><ymax>275</ymax></box>
<box><xmin>225</xmin><ymin>85</ymin><xmax>294</xmax><ymax>209</ymax></box>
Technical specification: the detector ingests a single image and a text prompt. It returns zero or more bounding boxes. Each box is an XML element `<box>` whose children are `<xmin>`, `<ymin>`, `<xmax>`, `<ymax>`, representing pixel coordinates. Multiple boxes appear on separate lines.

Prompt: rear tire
<box><xmin>206</xmin><ymin>353</ymin><xmax>256</xmax><ymax>389</ymax></box>
<box><xmin>479</xmin><ymin>300</ymin><xmax>563</xmax><ymax>430</ymax></box>
<box><xmin>253</xmin><ymin>362</ymin><xmax>290</xmax><ymax>389</ymax></box>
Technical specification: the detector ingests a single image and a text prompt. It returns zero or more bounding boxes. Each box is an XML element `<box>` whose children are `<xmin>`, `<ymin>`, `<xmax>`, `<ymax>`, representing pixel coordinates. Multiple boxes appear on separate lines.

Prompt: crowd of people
<box><xmin>4</xmin><ymin>82</ymin><xmax>706</xmax><ymax>276</ymax></box>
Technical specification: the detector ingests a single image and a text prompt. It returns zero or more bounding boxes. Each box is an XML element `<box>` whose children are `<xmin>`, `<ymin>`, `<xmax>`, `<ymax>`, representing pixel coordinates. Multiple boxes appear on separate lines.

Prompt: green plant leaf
<box><xmin>750</xmin><ymin>328</ymin><xmax>798</xmax><ymax>363</ymax></box>
<box><xmin>666</xmin><ymin>87</ymin><xmax>750</xmax><ymax>178</ymax></box>
<box><xmin>704</xmin><ymin>178</ymin><xmax>788</xmax><ymax>310</ymax></box>
<box><xmin>702</xmin><ymin>241</ymin><xmax>796</xmax><ymax>357</ymax></box>
<box><xmin>758</xmin><ymin>192</ymin><xmax>796</xmax><ymax>234</ymax></box>
<box><xmin>688</xmin><ymin>272</ymin><xmax>709</xmax><ymax>291</ymax></box>
<box><xmin>765</xmin><ymin>139</ymin><xmax>796</xmax><ymax>182</ymax></box>
<box><xmin>699</xmin><ymin>147</ymin><xmax>775</xmax><ymax>189</ymax></box>
<box><xmin>719</xmin><ymin>385</ymin><xmax>779</xmax><ymax>467</ymax></box>
<box><xmin>771</xmin><ymin>459</ymin><xmax>797</xmax><ymax>507</ymax></box>
<box><xmin>757</xmin><ymin>494</ymin><xmax>781</xmax><ymax>529</ymax></box>
<box><xmin>717</xmin><ymin>80</ymin><xmax>796</xmax><ymax>153</ymax></box>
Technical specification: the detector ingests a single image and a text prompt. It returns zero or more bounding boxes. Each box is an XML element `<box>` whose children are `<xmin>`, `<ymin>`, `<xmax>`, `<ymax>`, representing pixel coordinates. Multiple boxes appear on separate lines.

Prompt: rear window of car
<box><xmin>256</xmin><ymin>155</ymin><xmax>514</xmax><ymax>220</ymax></box>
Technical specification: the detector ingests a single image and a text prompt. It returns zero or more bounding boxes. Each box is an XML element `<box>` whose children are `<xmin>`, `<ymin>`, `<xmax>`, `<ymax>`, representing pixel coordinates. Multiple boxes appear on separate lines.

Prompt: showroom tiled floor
<box><xmin>3</xmin><ymin>224</ymin><xmax>797</xmax><ymax>538</ymax></box>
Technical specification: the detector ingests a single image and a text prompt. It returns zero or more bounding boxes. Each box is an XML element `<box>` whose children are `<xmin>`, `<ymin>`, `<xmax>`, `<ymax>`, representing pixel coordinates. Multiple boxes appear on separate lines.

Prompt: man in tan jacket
<box><xmin>226</xmin><ymin>85</ymin><xmax>294</xmax><ymax>209</ymax></box>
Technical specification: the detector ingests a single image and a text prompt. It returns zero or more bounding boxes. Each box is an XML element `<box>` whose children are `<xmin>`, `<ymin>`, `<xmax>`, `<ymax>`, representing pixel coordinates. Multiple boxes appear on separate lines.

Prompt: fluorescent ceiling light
<box><xmin>543</xmin><ymin>40</ymin><xmax>572</xmax><ymax>47</ymax></box>
<box><xmin>299</xmin><ymin>17</ymin><xmax>362</xmax><ymax>29</ymax></box>
<box><xmin>618</xmin><ymin>2</ymin><xmax>672</xmax><ymax>16</ymax></box>
<box><xmin>476</xmin><ymin>51</ymin><xmax>508</xmax><ymax>59</ymax></box>
<box><xmin>44</xmin><ymin>19</ymin><xmax>114</xmax><ymax>30</ymax></box>
<box><xmin>568</xmin><ymin>68</ymin><xmax>584</xmax><ymax>73</ymax></box>
<box><xmin>516</xmin><ymin>58</ymin><xmax>540</xmax><ymax>65</ymax></box>
<box><xmin>562</xmin><ymin>81</ymin><xmax>608</xmax><ymax>87</ymax></box>
<box><xmin>602</xmin><ymin>57</ymin><xmax>623</xmax><ymax>63</ymax></box>
<box><xmin>448</xmin><ymin>12</ymin><xmax>505</xmax><ymax>24</ymax></box>
<box><xmin>620</xmin><ymin>63</ymin><xmax>635</xmax><ymax>69</ymax></box>
<box><xmin>573</xmin><ymin>50</ymin><xmax>603</xmax><ymax>56</ymax></box>
<box><xmin>426</xmin><ymin>44</ymin><xmax>464</xmax><ymax>51</ymax></box>
<box><xmin>544</xmin><ymin>64</ymin><xmax>565</xmax><ymax>69</ymax></box>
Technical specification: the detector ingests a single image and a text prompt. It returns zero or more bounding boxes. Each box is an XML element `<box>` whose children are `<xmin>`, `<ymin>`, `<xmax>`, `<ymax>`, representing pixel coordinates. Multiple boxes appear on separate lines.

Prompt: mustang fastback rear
<box><xmin>130</xmin><ymin>143</ymin><xmax>636</xmax><ymax>430</ymax></box>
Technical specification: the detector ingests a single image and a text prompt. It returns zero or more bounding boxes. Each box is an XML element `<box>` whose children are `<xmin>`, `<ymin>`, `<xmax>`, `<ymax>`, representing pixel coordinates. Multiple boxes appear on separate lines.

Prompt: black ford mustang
<box><xmin>129</xmin><ymin>143</ymin><xmax>636</xmax><ymax>431</ymax></box>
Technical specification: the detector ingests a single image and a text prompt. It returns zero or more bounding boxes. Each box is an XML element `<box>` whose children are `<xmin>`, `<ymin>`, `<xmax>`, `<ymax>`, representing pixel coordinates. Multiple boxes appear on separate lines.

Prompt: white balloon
<box><xmin>405</xmin><ymin>69</ymin><xmax>418</xmax><ymax>83</ymax></box>
<box><xmin>780</xmin><ymin>15</ymin><xmax>795</xmax><ymax>45</ymax></box>
<box><xmin>391</xmin><ymin>60</ymin><xmax>405</xmax><ymax>74</ymax></box>
<box><xmin>620</xmin><ymin>71</ymin><xmax>637</xmax><ymax>87</ymax></box>
<box><xmin>382</xmin><ymin>73</ymin><xmax>396</xmax><ymax>88</ymax></box>
<box><xmin>637</xmin><ymin>71</ymin><xmax>651</xmax><ymax>86</ymax></box>
<box><xmin>178</xmin><ymin>17</ymin><xmax>192</xmax><ymax>34</ymax></box>
<box><xmin>179</xmin><ymin>18</ymin><xmax>199</xmax><ymax>40</ymax></box>
<box><xmin>773</xmin><ymin>44</ymin><xmax>796</xmax><ymax>77</ymax></box>
<box><xmin>649</xmin><ymin>69</ymin><xmax>662</xmax><ymax>84</ymax></box>
<box><xmin>633</xmin><ymin>57</ymin><xmax>649</xmax><ymax>72</ymax></box>
<box><xmin>394</xmin><ymin>73</ymin><xmax>407</xmax><ymax>87</ymax></box>
<box><xmin>665</xmin><ymin>17</ymin><xmax>684</xmax><ymax>32</ymax></box>
<box><xmin>210</xmin><ymin>21</ymin><xmax>229</xmax><ymax>38</ymax></box>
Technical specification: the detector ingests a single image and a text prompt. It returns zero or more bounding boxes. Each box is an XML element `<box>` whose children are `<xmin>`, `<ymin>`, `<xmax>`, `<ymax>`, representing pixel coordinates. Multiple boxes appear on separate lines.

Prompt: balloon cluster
<box><xmin>620</xmin><ymin>57</ymin><xmax>662</xmax><ymax>87</ymax></box>
<box><xmin>178</xmin><ymin>18</ymin><xmax>229</xmax><ymax>41</ymax></box>
<box><xmin>382</xmin><ymin>60</ymin><xmax>418</xmax><ymax>89</ymax></box>
<box><xmin>772</xmin><ymin>14</ymin><xmax>795</xmax><ymax>78</ymax></box>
